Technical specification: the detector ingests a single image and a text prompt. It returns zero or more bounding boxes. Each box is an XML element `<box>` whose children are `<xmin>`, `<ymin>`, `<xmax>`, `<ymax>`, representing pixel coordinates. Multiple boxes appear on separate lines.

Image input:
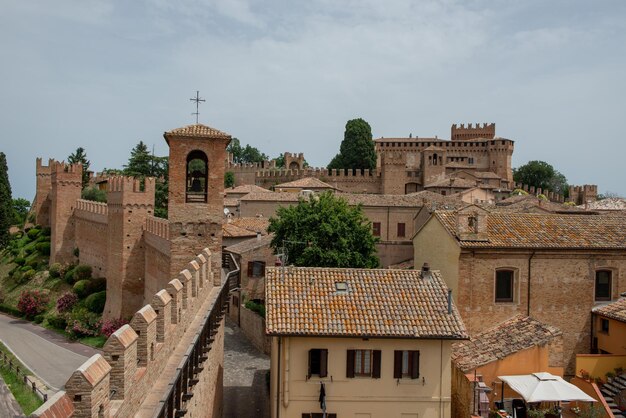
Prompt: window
<box><xmin>393</xmin><ymin>350</ymin><xmax>420</xmax><ymax>379</ymax></box>
<box><xmin>372</xmin><ymin>222</ymin><xmax>381</xmax><ymax>237</ymax></box>
<box><xmin>397</xmin><ymin>223</ymin><xmax>406</xmax><ymax>237</ymax></box>
<box><xmin>346</xmin><ymin>349</ymin><xmax>381</xmax><ymax>378</ymax></box>
<box><xmin>247</xmin><ymin>261</ymin><xmax>266</xmax><ymax>278</ymax></box>
<box><xmin>595</xmin><ymin>270</ymin><xmax>612</xmax><ymax>301</ymax></box>
<box><xmin>186</xmin><ymin>150</ymin><xmax>208</xmax><ymax>203</ymax></box>
<box><xmin>308</xmin><ymin>349</ymin><xmax>328</xmax><ymax>378</ymax></box>
<box><xmin>600</xmin><ymin>318</ymin><xmax>609</xmax><ymax>334</ymax></box>
<box><xmin>495</xmin><ymin>270</ymin><xmax>514</xmax><ymax>302</ymax></box>
<box><xmin>468</xmin><ymin>157</ymin><xmax>474</xmax><ymax>164</ymax></box>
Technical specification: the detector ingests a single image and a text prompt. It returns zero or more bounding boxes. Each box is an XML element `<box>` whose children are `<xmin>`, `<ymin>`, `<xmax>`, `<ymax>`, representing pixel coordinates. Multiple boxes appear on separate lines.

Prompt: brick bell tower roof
<box><xmin>163</xmin><ymin>123</ymin><xmax>231</xmax><ymax>144</ymax></box>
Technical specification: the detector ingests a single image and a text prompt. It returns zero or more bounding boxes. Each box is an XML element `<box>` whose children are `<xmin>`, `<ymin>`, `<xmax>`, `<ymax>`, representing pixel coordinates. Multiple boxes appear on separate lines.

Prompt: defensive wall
<box><xmin>32</xmin><ymin>248</ymin><xmax>229</xmax><ymax>418</ymax></box>
<box><xmin>34</xmin><ymin>158</ymin><xmax>52</xmax><ymax>227</ymax></box>
<box><xmin>255</xmin><ymin>167</ymin><xmax>382</xmax><ymax>194</ymax></box>
<box><xmin>74</xmin><ymin>199</ymin><xmax>108</xmax><ymax>277</ymax></box>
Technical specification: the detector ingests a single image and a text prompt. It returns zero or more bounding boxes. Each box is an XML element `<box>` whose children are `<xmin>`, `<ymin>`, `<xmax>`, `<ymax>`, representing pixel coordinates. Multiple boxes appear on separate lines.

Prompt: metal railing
<box><xmin>153</xmin><ymin>275</ymin><xmax>232</xmax><ymax>418</ymax></box>
<box><xmin>0</xmin><ymin>350</ymin><xmax>48</xmax><ymax>402</ymax></box>
<box><xmin>222</xmin><ymin>252</ymin><xmax>240</xmax><ymax>292</ymax></box>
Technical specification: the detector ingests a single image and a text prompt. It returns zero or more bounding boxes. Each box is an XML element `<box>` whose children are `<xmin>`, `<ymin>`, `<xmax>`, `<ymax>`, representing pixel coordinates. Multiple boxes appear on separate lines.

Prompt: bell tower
<box><xmin>164</xmin><ymin>124</ymin><xmax>232</xmax><ymax>284</ymax></box>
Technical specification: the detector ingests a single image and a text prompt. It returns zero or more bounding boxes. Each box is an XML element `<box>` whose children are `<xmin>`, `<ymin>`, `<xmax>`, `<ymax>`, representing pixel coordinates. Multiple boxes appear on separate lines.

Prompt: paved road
<box><xmin>223</xmin><ymin>317</ymin><xmax>270</xmax><ymax>418</ymax></box>
<box><xmin>0</xmin><ymin>313</ymin><xmax>97</xmax><ymax>391</ymax></box>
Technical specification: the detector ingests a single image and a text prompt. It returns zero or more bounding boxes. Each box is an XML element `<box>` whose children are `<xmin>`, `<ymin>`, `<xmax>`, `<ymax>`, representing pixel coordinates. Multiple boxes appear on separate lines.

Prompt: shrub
<box><xmin>49</xmin><ymin>263</ymin><xmax>63</xmax><ymax>278</ymax></box>
<box><xmin>27</xmin><ymin>228</ymin><xmax>41</xmax><ymax>239</ymax></box>
<box><xmin>34</xmin><ymin>314</ymin><xmax>44</xmax><ymax>324</ymax></box>
<box><xmin>73</xmin><ymin>280</ymin><xmax>93</xmax><ymax>299</ymax></box>
<box><xmin>14</xmin><ymin>257</ymin><xmax>26</xmax><ymax>266</ymax></box>
<box><xmin>56</xmin><ymin>292</ymin><xmax>78</xmax><ymax>313</ymax></box>
<box><xmin>26</xmin><ymin>258</ymin><xmax>39</xmax><ymax>269</ymax></box>
<box><xmin>100</xmin><ymin>318</ymin><xmax>128</xmax><ymax>338</ymax></box>
<box><xmin>11</xmin><ymin>271</ymin><xmax>23</xmax><ymax>283</ymax></box>
<box><xmin>17</xmin><ymin>269</ymin><xmax>36</xmax><ymax>284</ymax></box>
<box><xmin>89</xmin><ymin>277</ymin><xmax>107</xmax><ymax>293</ymax></box>
<box><xmin>64</xmin><ymin>267</ymin><xmax>76</xmax><ymax>284</ymax></box>
<box><xmin>36</xmin><ymin>242</ymin><xmax>51</xmax><ymax>255</ymax></box>
<box><xmin>73</xmin><ymin>264</ymin><xmax>92</xmax><ymax>282</ymax></box>
<box><xmin>20</xmin><ymin>265</ymin><xmax>33</xmax><ymax>272</ymax></box>
<box><xmin>17</xmin><ymin>290</ymin><xmax>50</xmax><ymax>318</ymax></box>
<box><xmin>85</xmin><ymin>291</ymin><xmax>106</xmax><ymax>313</ymax></box>
<box><xmin>46</xmin><ymin>313</ymin><xmax>67</xmax><ymax>330</ymax></box>
<box><xmin>245</xmin><ymin>300</ymin><xmax>266</xmax><ymax>318</ymax></box>
<box><xmin>65</xmin><ymin>307</ymin><xmax>100</xmax><ymax>338</ymax></box>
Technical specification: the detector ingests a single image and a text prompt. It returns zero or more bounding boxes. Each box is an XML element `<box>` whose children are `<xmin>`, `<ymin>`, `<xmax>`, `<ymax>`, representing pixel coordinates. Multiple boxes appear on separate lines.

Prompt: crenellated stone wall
<box><xmin>31</xmin><ymin>248</ymin><xmax>227</xmax><ymax>418</ymax></box>
<box><xmin>74</xmin><ymin>199</ymin><xmax>108</xmax><ymax>277</ymax></box>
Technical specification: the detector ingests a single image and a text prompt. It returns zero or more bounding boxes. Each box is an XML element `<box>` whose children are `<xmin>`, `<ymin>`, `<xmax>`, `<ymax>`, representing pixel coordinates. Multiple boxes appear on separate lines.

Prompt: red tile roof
<box><xmin>275</xmin><ymin>177</ymin><xmax>336</xmax><ymax>189</ymax></box>
<box><xmin>225</xmin><ymin>184</ymin><xmax>270</xmax><ymax>195</ymax></box>
<box><xmin>452</xmin><ymin>315</ymin><xmax>562</xmax><ymax>372</ymax></box>
<box><xmin>265</xmin><ymin>267</ymin><xmax>468</xmax><ymax>339</ymax></box>
<box><xmin>164</xmin><ymin>124</ymin><xmax>231</xmax><ymax>139</ymax></box>
<box><xmin>435</xmin><ymin>211</ymin><xmax>626</xmax><ymax>249</ymax></box>
<box><xmin>593</xmin><ymin>298</ymin><xmax>626</xmax><ymax>323</ymax></box>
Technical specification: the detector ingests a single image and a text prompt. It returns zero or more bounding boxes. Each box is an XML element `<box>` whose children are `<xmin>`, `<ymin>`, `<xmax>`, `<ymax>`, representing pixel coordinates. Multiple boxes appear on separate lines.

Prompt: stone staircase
<box><xmin>601</xmin><ymin>373</ymin><xmax>626</xmax><ymax>417</ymax></box>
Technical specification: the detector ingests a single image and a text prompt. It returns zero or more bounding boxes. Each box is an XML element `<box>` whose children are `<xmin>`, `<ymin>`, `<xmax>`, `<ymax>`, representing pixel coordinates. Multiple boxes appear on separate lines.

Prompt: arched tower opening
<box><xmin>186</xmin><ymin>150</ymin><xmax>208</xmax><ymax>203</ymax></box>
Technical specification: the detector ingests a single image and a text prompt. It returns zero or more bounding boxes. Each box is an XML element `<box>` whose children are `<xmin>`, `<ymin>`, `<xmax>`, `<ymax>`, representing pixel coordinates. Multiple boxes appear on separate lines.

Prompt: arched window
<box><xmin>432</xmin><ymin>153</ymin><xmax>438</xmax><ymax>166</ymax></box>
<box><xmin>186</xmin><ymin>150</ymin><xmax>208</xmax><ymax>203</ymax></box>
<box><xmin>289</xmin><ymin>161</ymin><xmax>300</xmax><ymax>170</ymax></box>
<box><xmin>595</xmin><ymin>270</ymin><xmax>612</xmax><ymax>301</ymax></box>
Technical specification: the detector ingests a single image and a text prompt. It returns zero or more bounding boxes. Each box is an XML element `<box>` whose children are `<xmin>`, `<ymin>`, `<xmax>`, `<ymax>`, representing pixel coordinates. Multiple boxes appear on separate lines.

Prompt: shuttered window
<box><xmin>393</xmin><ymin>350</ymin><xmax>420</xmax><ymax>379</ymax></box>
<box><xmin>247</xmin><ymin>261</ymin><xmax>266</xmax><ymax>278</ymax></box>
<box><xmin>372</xmin><ymin>222</ymin><xmax>381</xmax><ymax>237</ymax></box>
<box><xmin>347</xmin><ymin>349</ymin><xmax>381</xmax><ymax>378</ymax></box>
<box><xmin>397</xmin><ymin>223</ymin><xmax>406</xmax><ymax>237</ymax></box>
<box><xmin>308</xmin><ymin>349</ymin><xmax>328</xmax><ymax>378</ymax></box>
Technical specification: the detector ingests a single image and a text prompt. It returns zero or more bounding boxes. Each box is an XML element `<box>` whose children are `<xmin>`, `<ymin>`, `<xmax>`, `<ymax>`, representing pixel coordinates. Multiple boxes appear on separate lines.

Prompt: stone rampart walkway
<box><xmin>223</xmin><ymin>317</ymin><xmax>270</xmax><ymax>418</ymax></box>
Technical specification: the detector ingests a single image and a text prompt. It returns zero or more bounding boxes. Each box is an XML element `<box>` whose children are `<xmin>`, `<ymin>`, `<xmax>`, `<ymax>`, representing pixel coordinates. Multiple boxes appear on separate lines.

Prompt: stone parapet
<box><xmin>74</xmin><ymin>199</ymin><xmax>108</xmax><ymax>224</ymax></box>
<box><xmin>144</xmin><ymin>216</ymin><xmax>169</xmax><ymax>240</ymax></box>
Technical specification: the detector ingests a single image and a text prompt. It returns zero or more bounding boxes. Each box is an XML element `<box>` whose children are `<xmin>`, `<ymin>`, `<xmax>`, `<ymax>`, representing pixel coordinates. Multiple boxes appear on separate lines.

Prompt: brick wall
<box><xmin>240</xmin><ymin>306</ymin><xmax>271</xmax><ymax>355</ymax></box>
<box><xmin>74</xmin><ymin>199</ymin><xmax>108</xmax><ymax>277</ymax></box>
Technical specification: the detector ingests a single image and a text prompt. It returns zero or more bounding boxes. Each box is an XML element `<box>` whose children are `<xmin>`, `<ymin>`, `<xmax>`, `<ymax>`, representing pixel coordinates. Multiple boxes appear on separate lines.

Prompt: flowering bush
<box><xmin>64</xmin><ymin>307</ymin><xmax>100</xmax><ymax>339</ymax></box>
<box><xmin>17</xmin><ymin>290</ymin><xmax>50</xmax><ymax>318</ymax></box>
<box><xmin>100</xmin><ymin>318</ymin><xmax>128</xmax><ymax>338</ymax></box>
<box><xmin>56</xmin><ymin>292</ymin><xmax>78</xmax><ymax>313</ymax></box>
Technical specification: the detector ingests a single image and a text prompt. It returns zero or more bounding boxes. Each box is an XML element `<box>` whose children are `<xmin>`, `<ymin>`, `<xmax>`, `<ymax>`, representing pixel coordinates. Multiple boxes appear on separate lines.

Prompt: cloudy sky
<box><xmin>1</xmin><ymin>0</ymin><xmax>625</xmax><ymax>200</ymax></box>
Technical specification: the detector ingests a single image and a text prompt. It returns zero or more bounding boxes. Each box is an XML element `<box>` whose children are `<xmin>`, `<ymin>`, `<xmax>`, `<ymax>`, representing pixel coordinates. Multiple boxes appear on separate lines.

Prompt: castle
<box><xmin>228</xmin><ymin>123</ymin><xmax>517</xmax><ymax>196</ymax></box>
<box><xmin>31</xmin><ymin>123</ymin><xmax>233</xmax><ymax>417</ymax></box>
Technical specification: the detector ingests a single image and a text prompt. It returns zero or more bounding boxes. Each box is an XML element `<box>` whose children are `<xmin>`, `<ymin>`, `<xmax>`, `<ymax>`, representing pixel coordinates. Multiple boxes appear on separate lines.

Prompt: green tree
<box><xmin>12</xmin><ymin>198</ymin><xmax>31</xmax><ymax>226</ymax></box>
<box><xmin>81</xmin><ymin>187</ymin><xmax>107</xmax><ymax>203</ymax></box>
<box><xmin>268</xmin><ymin>192</ymin><xmax>379</xmax><ymax>268</ymax></box>
<box><xmin>274</xmin><ymin>154</ymin><xmax>285</xmax><ymax>168</ymax></box>
<box><xmin>227</xmin><ymin>138</ymin><xmax>268</xmax><ymax>163</ymax></box>
<box><xmin>513</xmin><ymin>160</ymin><xmax>569</xmax><ymax>196</ymax></box>
<box><xmin>0</xmin><ymin>152</ymin><xmax>12</xmax><ymax>246</ymax></box>
<box><xmin>224</xmin><ymin>171</ymin><xmax>235</xmax><ymax>188</ymax></box>
<box><xmin>328</xmin><ymin>118</ymin><xmax>376</xmax><ymax>170</ymax></box>
<box><xmin>124</xmin><ymin>141</ymin><xmax>152</xmax><ymax>177</ymax></box>
<box><xmin>67</xmin><ymin>147</ymin><xmax>91</xmax><ymax>189</ymax></box>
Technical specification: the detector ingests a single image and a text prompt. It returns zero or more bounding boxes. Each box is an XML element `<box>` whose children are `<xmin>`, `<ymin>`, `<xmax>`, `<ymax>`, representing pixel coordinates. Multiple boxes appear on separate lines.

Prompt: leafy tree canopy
<box><xmin>0</xmin><ymin>152</ymin><xmax>12</xmax><ymax>246</ymax></box>
<box><xmin>224</xmin><ymin>171</ymin><xmax>235</xmax><ymax>188</ymax></box>
<box><xmin>227</xmin><ymin>138</ymin><xmax>268</xmax><ymax>164</ymax></box>
<box><xmin>327</xmin><ymin>118</ymin><xmax>376</xmax><ymax>170</ymax></box>
<box><xmin>81</xmin><ymin>187</ymin><xmax>107</xmax><ymax>203</ymax></box>
<box><xmin>67</xmin><ymin>147</ymin><xmax>90</xmax><ymax>189</ymax></box>
<box><xmin>268</xmin><ymin>192</ymin><xmax>379</xmax><ymax>268</ymax></box>
<box><xmin>124</xmin><ymin>141</ymin><xmax>152</xmax><ymax>177</ymax></box>
<box><xmin>12</xmin><ymin>198</ymin><xmax>30</xmax><ymax>226</ymax></box>
<box><xmin>274</xmin><ymin>154</ymin><xmax>309</xmax><ymax>169</ymax></box>
<box><xmin>513</xmin><ymin>160</ymin><xmax>569</xmax><ymax>196</ymax></box>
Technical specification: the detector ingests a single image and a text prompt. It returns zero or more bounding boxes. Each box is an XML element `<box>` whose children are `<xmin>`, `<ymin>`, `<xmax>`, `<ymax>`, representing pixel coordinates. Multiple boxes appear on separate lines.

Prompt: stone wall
<box><xmin>143</xmin><ymin>216</ymin><xmax>171</xmax><ymax>301</ymax></box>
<box><xmin>74</xmin><ymin>199</ymin><xmax>108</xmax><ymax>277</ymax></box>
<box><xmin>50</xmin><ymin>160</ymin><xmax>82</xmax><ymax>264</ymax></box>
<box><xmin>254</xmin><ymin>167</ymin><xmax>382</xmax><ymax>194</ymax></box>
<box><xmin>240</xmin><ymin>306</ymin><xmax>271</xmax><ymax>355</ymax></box>
<box><xmin>32</xmin><ymin>247</ymin><xmax>227</xmax><ymax>418</ymax></box>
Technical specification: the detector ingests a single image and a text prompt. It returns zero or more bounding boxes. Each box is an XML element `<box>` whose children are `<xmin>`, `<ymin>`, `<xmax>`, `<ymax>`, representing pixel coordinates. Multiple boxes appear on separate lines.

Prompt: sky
<box><xmin>1</xmin><ymin>0</ymin><xmax>625</xmax><ymax>200</ymax></box>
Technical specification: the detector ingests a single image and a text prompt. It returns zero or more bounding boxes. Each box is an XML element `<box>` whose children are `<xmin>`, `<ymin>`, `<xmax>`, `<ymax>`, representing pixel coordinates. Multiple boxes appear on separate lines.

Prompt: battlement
<box><xmin>75</xmin><ymin>199</ymin><xmax>108</xmax><ymax>216</ymax></box>
<box><xmin>36</xmin><ymin>157</ymin><xmax>52</xmax><ymax>175</ymax></box>
<box><xmin>227</xmin><ymin>161</ymin><xmax>270</xmax><ymax>170</ymax></box>
<box><xmin>256</xmin><ymin>167</ymin><xmax>379</xmax><ymax>179</ymax></box>
<box><xmin>144</xmin><ymin>216</ymin><xmax>170</xmax><ymax>240</ymax></box>
<box><xmin>284</xmin><ymin>152</ymin><xmax>304</xmax><ymax>159</ymax></box>
<box><xmin>49</xmin><ymin>160</ymin><xmax>83</xmax><ymax>184</ymax></box>
<box><xmin>106</xmin><ymin>176</ymin><xmax>156</xmax><ymax>207</ymax></box>
<box><xmin>568</xmin><ymin>184</ymin><xmax>598</xmax><ymax>205</ymax></box>
<box><xmin>514</xmin><ymin>183</ymin><xmax>565</xmax><ymax>203</ymax></box>
<box><xmin>451</xmin><ymin>122</ymin><xmax>496</xmax><ymax>140</ymax></box>
<box><xmin>35</xmin><ymin>248</ymin><xmax>224</xmax><ymax>418</ymax></box>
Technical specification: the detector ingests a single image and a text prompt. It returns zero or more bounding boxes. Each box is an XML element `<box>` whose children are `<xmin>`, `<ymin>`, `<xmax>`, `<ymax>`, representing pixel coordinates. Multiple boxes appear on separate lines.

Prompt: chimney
<box><xmin>256</xmin><ymin>232</ymin><xmax>262</xmax><ymax>241</ymax></box>
<box><xmin>421</xmin><ymin>262</ymin><xmax>431</xmax><ymax>281</ymax></box>
<box><xmin>447</xmin><ymin>289</ymin><xmax>452</xmax><ymax>314</ymax></box>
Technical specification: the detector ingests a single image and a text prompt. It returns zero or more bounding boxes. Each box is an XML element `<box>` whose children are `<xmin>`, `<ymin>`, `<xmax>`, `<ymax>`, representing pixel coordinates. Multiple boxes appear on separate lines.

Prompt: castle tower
<box><xmin>451</xmin><ymin>123</ymin><xmax>495</xmax><ymax>140</ymax></box>
<box><xmin>34</xmin><ymin>158</ymin><xmax>52</xmax><ymax>227</ymax></box>
<box><xmin>487</xmin><ymin>138</ymin><xmax>514</xmax><ymax>185</ymax></box>
<box><xmin>421</xmin><ymin>146</ymin><xmax>447</xmax><ymax>186</ymax></box>
<box><xmin>104</xmin><ymin>177</ymin><xmax>155</xmax><ymax>319</ymax></box>
<box><xmin>164</xmin><ymin>124</ymin><xmax>232</xmax><ymax>284</ymax></box>
<box><xmin>380</xmin><ymin>150</ymin><xmax>408</xmax><ymax>194</ymax></box>
<box><xmin>284</xmin><ymin>152</ymin><xmax>305</xmax><ymax>170</ymax></box>
<box><xmin>50</xmin><ymin>161</ymin><xmax>82</xmax><ymax>264</ymax></box>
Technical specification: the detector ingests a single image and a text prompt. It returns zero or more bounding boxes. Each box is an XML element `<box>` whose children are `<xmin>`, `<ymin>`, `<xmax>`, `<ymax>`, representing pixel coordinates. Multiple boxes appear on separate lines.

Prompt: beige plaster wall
<box><xmin>270</xmin><ymin>336</ymin><xmax>453</xmax><ymax>418</ymax></box>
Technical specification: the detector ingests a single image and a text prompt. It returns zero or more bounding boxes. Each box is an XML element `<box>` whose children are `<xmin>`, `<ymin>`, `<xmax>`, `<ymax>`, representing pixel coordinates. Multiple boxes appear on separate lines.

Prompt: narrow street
<box><xmin>223</xmin><ymin>317</ymin><xmax>270</xmax><ymax>418</ymax></box>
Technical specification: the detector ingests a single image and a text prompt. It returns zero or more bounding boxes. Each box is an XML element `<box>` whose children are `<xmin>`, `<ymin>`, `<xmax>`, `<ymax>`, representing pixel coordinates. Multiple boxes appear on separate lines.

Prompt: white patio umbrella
<box><xmin>498</xmin><ymin>372</ymin><xmax>597</xmax><ymax>403</ymax></box>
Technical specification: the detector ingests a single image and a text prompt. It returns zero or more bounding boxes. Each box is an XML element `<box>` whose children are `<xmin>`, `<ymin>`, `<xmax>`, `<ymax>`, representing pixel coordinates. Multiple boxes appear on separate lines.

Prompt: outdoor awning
<box><xmin>498</xmin><ymin>372</ymin><xmax>597</xmax><ymax>403</ymax></box>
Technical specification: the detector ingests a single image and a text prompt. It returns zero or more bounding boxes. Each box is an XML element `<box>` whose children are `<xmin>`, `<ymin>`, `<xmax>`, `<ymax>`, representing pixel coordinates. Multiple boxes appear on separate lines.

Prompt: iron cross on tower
<box><xmin>189</xmin><ymin>90</ymin><xmax>205</xmax><ymax>124</ymax></box>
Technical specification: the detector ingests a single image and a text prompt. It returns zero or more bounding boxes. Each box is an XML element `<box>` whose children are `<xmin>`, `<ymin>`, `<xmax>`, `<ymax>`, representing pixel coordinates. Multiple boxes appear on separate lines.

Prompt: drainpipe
<box><xmin>283</xmin><ymin>338</ymin><xmax>289</xmax><ymax>407</ymax></box>
<box><xmin>590</xmin><ymin>312</ymin><xmax>595</xmax><ymax>353</ymax></box>
<box><xmin>276</xmin><ymin>337</ymin><xmax>281</xmax><ymax>418</ymax></box>
<box><xmin>527</xmin><ymin>251</ymin><xmax>535</xmax><ymax>316</ymax></box>
<box><xmin>439</xmin><ymin>339</ymin><xmax>444</xmax><ymax>418</ymax></box>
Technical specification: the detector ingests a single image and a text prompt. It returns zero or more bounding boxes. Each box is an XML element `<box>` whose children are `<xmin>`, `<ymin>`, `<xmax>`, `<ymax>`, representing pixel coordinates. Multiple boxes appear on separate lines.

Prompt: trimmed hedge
<box><xmin>73</xmin><ymin>265</ymin><xmax>92</xmax><ymax>282</ymax></box>
<box><xmin>49</xmin><ymin>263</ymin><xmax>63</xmax><ymax>278</ymax></box>
<box><xmin>35</xmin><ymin>242</ymin><xmax>50</xmax><ymax>256</ymax></box>
<box><xmin>89</xmin><ymin>277</ymin><xmax>106</xmax><ymax>293</ymax></box>
<box><xmin>85</xmin><ymin>291</ymin><xmax>106</xmax><ymax>314</ymax></box>
<box><xmin>27</xmin><ymin>228</ymin><xmax>41</xmax><ymax>239</ymax></box>
<box><xmin>64</xmin><ymin>267</ymin><xmax>76</xmax><ymax>284</ymax></box>
<box><xmin>73</xmin><ymin>280</ymin><xmax>92</xmax><ymax>299</ymax></box>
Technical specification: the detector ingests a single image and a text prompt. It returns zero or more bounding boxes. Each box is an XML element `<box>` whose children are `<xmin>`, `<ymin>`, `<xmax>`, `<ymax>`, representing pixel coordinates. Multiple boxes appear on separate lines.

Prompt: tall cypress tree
<box><xmin>328</xmin><ymin>118</ymin><xmax>376</xmax><ymax>170</ymax></box>
<box><xmin>67</xmin><ymin>147</ymin><xmax>90</xmax><ymax>189</ymax></box>
<box><xmin>0</xmin><ymin>152</ymin><xmax>13</xmax><ymax>247</ymax></box>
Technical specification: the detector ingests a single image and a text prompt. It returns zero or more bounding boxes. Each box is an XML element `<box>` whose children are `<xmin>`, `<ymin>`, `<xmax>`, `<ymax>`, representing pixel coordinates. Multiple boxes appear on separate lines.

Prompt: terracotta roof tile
<box><xmin>223</xmin><ymin>223</ymin><xmax>258</xmax><ymax>238</ymax></box>
<box><xmin>425</xmin><ymin>177</ymin><xmax>477</xmax><ymax>189</ymax></box>
<box><xmin>225</xmin><ymin>233</ymin><xmax>274</xmax><ymax>255</ymax></box>
<box><xmin>229</xmin><ymin>217</ymin><xmax>270</xmax><ymax>234</ymax></box>
<box><xmin>493</xmin><ymin>195</ymin><xmax>585</xmax><ymax>213</ymax></box>
<box><xmin>265</xmin><ymin>267</ymin><xmax>468</xmax><ymax>339</ymax></box>
<box><xmin>593</xmin><ymin>298</ymin><xmax>626</xmax><ymax>323</ymax></box>
<box><xmin>164</xmin><ymin>124</ymin><xmax>231</xmax><ymax>139</ymax></box>
<box><xmin>435</xmin><ymin>211</ymin><xmax>626</xmax><ymax>249</ymax></box>
<box><xmin>452</xmin><ymin>315</ymin><xmax>562</xmax><ymax>372</ymax></box>
<box><xmin>275</xmin><ymin>177</ymin><xmax>336</xmax><ymax>189</ymax></box>
<box><xmin>225</xmin><ymin>184</ymin><xmax>270</xmax><ymax>195</ymax></box>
